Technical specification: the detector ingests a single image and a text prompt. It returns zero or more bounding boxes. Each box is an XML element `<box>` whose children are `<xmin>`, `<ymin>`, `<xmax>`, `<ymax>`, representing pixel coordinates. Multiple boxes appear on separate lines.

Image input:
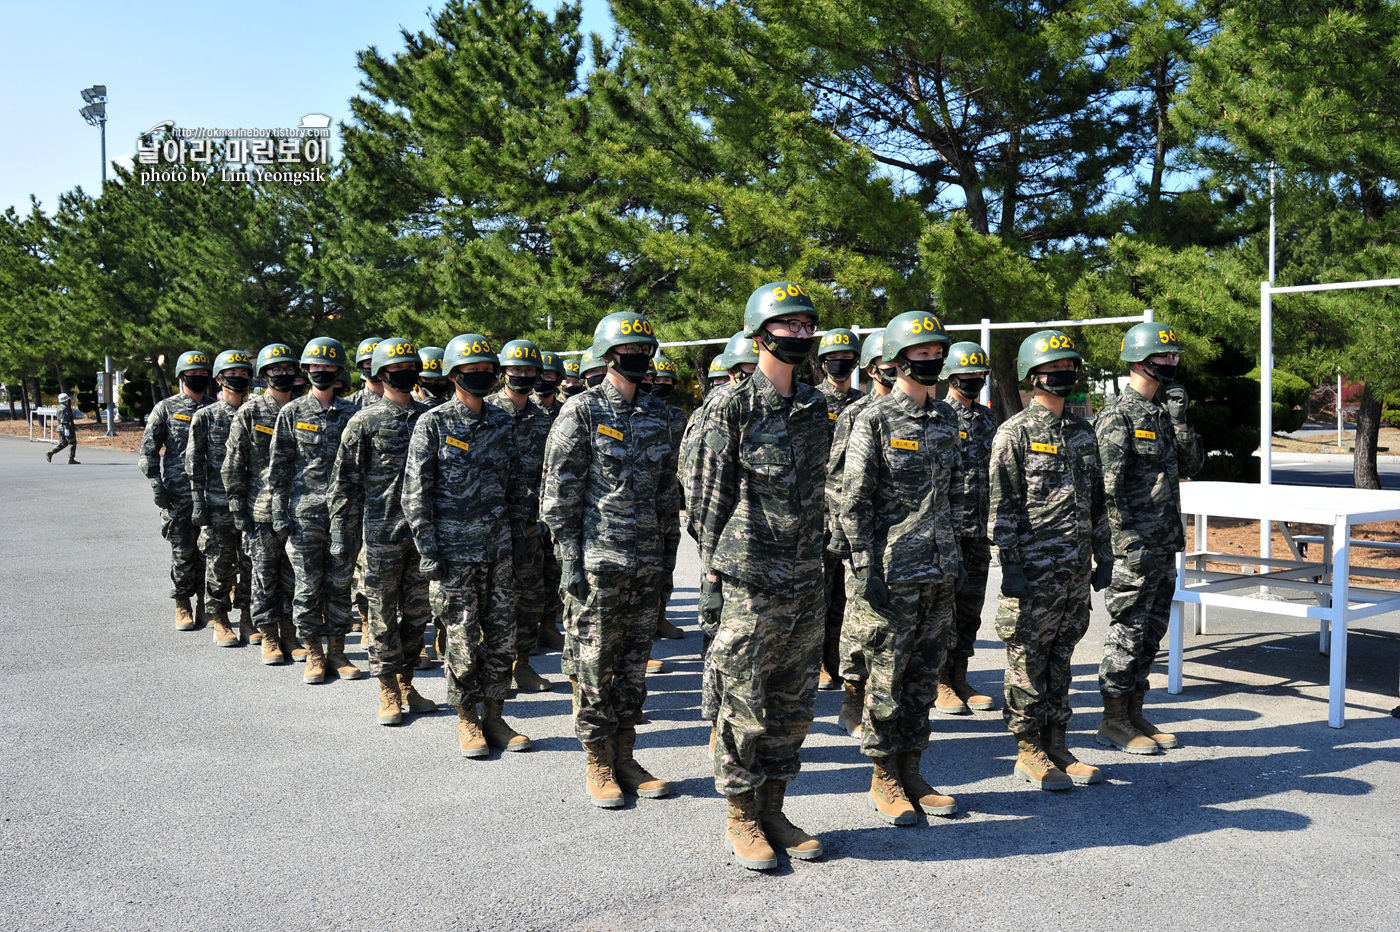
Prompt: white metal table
<box><xmin>1168</xmin><ymin>481</ymin><xmax>1400</xmax><ymax>727</ymax></box>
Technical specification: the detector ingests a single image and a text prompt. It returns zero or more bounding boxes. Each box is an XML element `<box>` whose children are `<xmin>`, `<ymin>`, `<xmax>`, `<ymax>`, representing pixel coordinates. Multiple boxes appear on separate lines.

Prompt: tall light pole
<box><xmin>81</xmin><ymin>85</ymin><xmax>118</xmax><ymax>435</ymax></box>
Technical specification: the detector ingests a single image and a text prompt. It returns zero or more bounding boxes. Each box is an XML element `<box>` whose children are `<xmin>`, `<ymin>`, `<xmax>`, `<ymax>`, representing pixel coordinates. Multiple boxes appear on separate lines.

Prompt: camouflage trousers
<box><xmin>837</xmin><ymin>567</ymin><xmax>867</xmax><ymax>684</ymax></box>
<box><xmin>159</xmin><ymin>501</ymin><xmax>204</xmax><ymax>601</ymax></box>
<box><xmin>352</xmin><ymin>548</ymin><xmax>369</xmax><ymax>623</ymax></box>
<box><xmin>1099</xmin><ymin>556</ymin><xmax>1177</xmax><ymax>697</ymax></box>
<box><xmin>710</xmin><ymin>575</ymin><xmax>824</xmax><ymax>796</ymax></box>
<box><xmin>821</xmin><ymin>547</ymin><xmax>847</xmax><ymax>680</ymax></box>
<box><xmin>285</xmin><ymin>517</ymin><xmax>353</xmax><ymax>639</ymax></box>
<box><xmin>440</xmin><ymin>558</ymin><xmax>516</xmax><ymax>708</ymax></box>
<box><xmin>657</xmin><ymin>521</ymin><xmax>681</xmax><ymax>629</ymax></box>
<box><xmin>541</xmin><ymin>533</ymin><xmax>563</xmax><ymax>630</ymax></box>
<box><xmin>945</xmin><ymin>535</ymin><xmax>992</xmax><ymax>667</ymax></box>
<box><xmin>246</xmin><ymin>523</ymin><xmax>293</xmax><ymax>628</ymax></box>
<box><xmin>512</xmin><ymin>528</ymin><xmax>546</xmax><ymax>656</ymax></box>
<box><xmin>198</xmin><ymin>515</ymin><xmax>249</xmax><ymax>613</ymax></box>
<box><xmin>567</xmin><ymin>570</ymin><xmax>659</xmax><ymax>743</ymax></box>
<box><xmin>364</xmin><ymin>538</ymin><xmax>432</xmax><ymax>678</ymax></box>
<box><xmin>48</xmin><ymin>434</ymin><xmax>77</xmax><ymax>461</ymax></box>
<box><xmin>995</xmin><ymin>566</ymin><xmax>1092</xmax><ymax>736</ymax></box>
<box><xmin>849</xmin><ymin>576</ymin><xmax>955</xmax><ymax>757</ymax></box>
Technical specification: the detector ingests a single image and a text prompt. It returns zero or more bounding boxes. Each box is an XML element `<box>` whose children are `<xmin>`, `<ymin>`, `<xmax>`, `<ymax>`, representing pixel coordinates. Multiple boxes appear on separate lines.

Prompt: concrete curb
<box><xmin>1261</xmin><ymin>451</ymin><xmax>1400</xmax><ymax>465</ymax></box>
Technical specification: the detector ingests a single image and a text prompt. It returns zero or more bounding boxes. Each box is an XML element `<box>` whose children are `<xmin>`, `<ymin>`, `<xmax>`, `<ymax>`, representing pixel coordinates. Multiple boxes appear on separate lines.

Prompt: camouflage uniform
<box><xmin>542</xmin><ymin>383</ymin><xmax>680</xmax><ymax>742</ymax></box>
<box><xmin>655</xmin><ymin>401</ymin><xmax>689</xmax><ymax>632</ymax></box>
<box><xmin>1095</xmin><ymin>385</ymin><xmax>1203</xmax><ymax>697</ymax></box>
<box><xmin>946</xmin><ymin>395</ymin><xmax>998</xmax><ymax>667</ymax></box>
<box><xmin>988</xmin><ymin>404</ymin><xmax>1109</xmax><ymax>736</ymax></box>
<box><xmin>680</xmin><ymin>382</ymin><xmax>735</xmax><ymax>642</ymax></box>
<box><xmin>485</xmin><ymin>390</ymin><xmax>553</xmax><ymax>655</ymax></box>
<box><xmin>346</xmin><ymin>386</ymin><xmax>384</xmax><ymax>410</ymax></box>
<box><xmin>267</xmin><ymin>392</ymin><xmax>358</xmax><ymax>639</ymax></box>
<box><xmin>818</xmin><ymin>379</ymin><xmax>865</xmax><ymax>682</ymax></box>
<box><xmin>330</xmin><ymin>396</ymin><xmax>431</xmax><ymax>677</ymax></box>
<box><xmin>187</xmin><ymin>399</ymin><xmax>250</xmax><ymax>613</ymax></box>
<box><xmin>840</xmin><ymin>390</ymin><xmax>964</xmax><ymax>756</ymax></box>
<box><xmin>535</xmin><ymin>391</ymin><xmax>566</xmax><ymax>630</ymax></box>
<box><xmin>140</xmin><ymin>392</ymin><xmax>213</xmax><ymax>599</ymax></box>
<box><xmin>404</xmin><ymin>398</ymin><xmax>522</xmax><ymax>708</ymax></box>
<box><xmin>686</xmin><ymin>370</ymin><xmax>829</xmax><ymax>796</ymax></box>
<box><xmin>825</xmin><ymin>391</ymin><xmax>877</xmax><ymax>683</ymax></box>
<box><xmin>48</xmin><ymin>404</ymin><xmax>77</xmax><ymax>462</ymax></box>
<box><xmin>223</xmin><ymin>393</ymin><xmax>293</xmax><ymax>629</ymax></box>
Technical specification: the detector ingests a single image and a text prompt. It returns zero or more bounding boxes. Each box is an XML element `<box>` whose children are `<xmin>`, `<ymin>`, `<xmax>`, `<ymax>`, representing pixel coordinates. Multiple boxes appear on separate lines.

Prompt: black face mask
<box><xmin>731</xmin><ymin>368</ymin><xmax>752</xmax><ymax>384</ymax></box>
<box><xmin>871</xmin><ymin>366</ymin><xmax>897</xmax><ymax>388</ymax></box>
<box><xmin>536</xmin><ymin>376</ymin><xmax>560</xmax><ymax>396</ymax></box>
<box><xmin>359</xmin><ymin>365</ymin><xmax>381</xmax><ymax>385</ymax></box>
<box><xmin>823</xmin><ymin>357</ymin><xmax>856</xmax><ymax>380</ymax></box>
<box><xmin>1033</xmin><ymin>369</ymin><xmax>1079</xmax><ymax>398</ymax></box>
<box><xmin>220</xmin><ymin>375</ymin><xmax>250</xmax><ymax>394</ymax></box>
<box><xmin>584</xmin><ymin>372</ymin><xmax>607</xmax><ymax>388</ymax></box>
<box><xmin>950</xmin><ymin>375</ymin><xmax>986</xmax><ymax>398</ymax></box>
<box><xmin>307</xmin><ymin>370</ymin><xmax>339</xmax><ymax>390</ymax></box>
<box><xmin>267</xmin><ymin>372</ymin><xmax>298</xmax><ymax>393</ymax></box>
<box><xmin>182</xmin><ymin>374</ymin><xmax>210</xmax><ymax>394</ymax></box>
<box><xmin>609</xmin><ymin>353</ymin><xmax>651</xmax><ymax>384</ymax></box>
<box><xmin>762</xmin><ymin>334</ymin><xmax>814</xmax><ymax>366</ymax></box>
<box><xmin>506</xmin><ymin>373</ymin><xmax>538</xmax><ymax>394</ymax></box>
<box><xmin>385</xmin><ymin>370</ymin><xmax>419</xmax><ymax>393</ymax></box>
<box><xmin>648</xmin><ymin>382</ymin><xmax>674</xmax><ymax>399</ymax></box>
<box><xmin>453</xmin><ymin>370</ymin><xmax>497</xmax><ymax>397</ymax></box>
<box><xmin>422</xmin><ymin>379</ymin><xmax>452</xmax><ymax>399</ymax></box>
<box><xmin>899</xmin><ymin>357</ymin><xmax>945</xmax><ymax>385</ymax></box>
<box><xmin>560</xmin><ymin>381</ymin><xmax>585</xmax><ymax>399</ymax></box>
<box><xmin>1142</xmin><ymin>361</ymin><xmax>1178</xmax><ymax>384</ymax></box>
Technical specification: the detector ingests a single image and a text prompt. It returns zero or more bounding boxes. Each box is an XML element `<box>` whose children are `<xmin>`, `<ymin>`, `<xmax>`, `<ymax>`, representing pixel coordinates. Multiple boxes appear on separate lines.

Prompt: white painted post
<box><xmin>1328</xmin><ymin>514</ymin><xmax>1350</xmax><ymax>728</ymax></box>
<box><xmin>979</xmin><ymin>318</ymin><xmax>991</xmax><ymax>406</ymax></box>
<box><xmin>1260</xmin><ymin>281</ymin><xmax>1274</xmax><ymax>580</ymax></box>
<box><xmin>1337</xmin><ymin>372</ymin><xmax>1343</xmax><ymax>448</ymax></box>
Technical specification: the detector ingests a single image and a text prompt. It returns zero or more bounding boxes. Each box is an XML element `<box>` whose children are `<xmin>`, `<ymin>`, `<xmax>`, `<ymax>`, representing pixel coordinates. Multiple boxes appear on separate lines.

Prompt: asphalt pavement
<box><xmin>4</xmin><ymin>435</ymin><xmax>1400</xmax><ymax>931</ymax></box>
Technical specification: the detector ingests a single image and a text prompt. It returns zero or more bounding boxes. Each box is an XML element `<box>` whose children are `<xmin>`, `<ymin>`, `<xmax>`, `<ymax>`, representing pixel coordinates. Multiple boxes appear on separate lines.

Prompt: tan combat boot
<box><xmin>377</xmin><ymin>675</ymin><xmax>403</xmax><ymax>726</ymax></box>
<box><xmin>725</xmin><ymin>790</ymin><xmax>778</xmax><ymax>870</ymax></box>
<box><xmin>569</xmin><ymin>675</ymin><xmax>579</xmax><ymax>717</ymax></box>
<box><xmin>211</xmin><ymin>609</ymin><xmax>239</xmax><ymax>648</ymax></box>
<box><xmin>949</xmin><ymin>657</ymin><xmax>995</xmax><ymax>711</ymax></box>
<box><xmin>303</xmin><ymin>637</ymin><xmax>327</xmax><ymax>685</ymax></box>
<box><xmin>240</xmin><ymin>608</ymin><xmax>258</xmax><ymax>644</ymax></box>
<box><xmin>480</xmin><ymin>696</ymin><xmax>531</xmax><ymax>751</ymax></box>
<box><xmin>259</xmin><ymin>623</ymin><xmax>286</xmax><ymax>665</ymax></box>
<box><xmin>756</xmin><ymin>781</ymin><xmax>823</xmax><ymax>860</ymax></box>
<box><xmin>456</xmin><ymin>704</ymin><xmax>489</xmax><ymax>758</ymax></box>
<box><xmin>398</xmin><ymin>672</ymin><xmax>437</xmax><ymax>714</ymax></box>
<box><xmin>817</xmin><ymin>667</ymin><xmax>837</xmax><ymax>691</ymax></box>
<box><xmin>868</xmin><ymin>758</ymin><xmax>917</xmax><ymax>825</ymax></box>
<box><xmin>934</xmin><ymin>679</ymin><xmax>969</xmax><ymax>715</ymax></box>
<box><xmin>175</xmin><ymin>597</ymin><xmax>197</xmax><ymax>631</ymax></box>
<box><xmin>513</xmin><ymin>650</ymin><xmax>552</xmax><ymax>692</ymax></box>
<box><xmin>326</xmin><ymin>634</ymin><xmax>364</xmax><ymax>680</ymax></box>
<box><xmin>646</xmin><ymin>658</ymin><xmax>664</xmax><ymax>675</ymax></box>
<box><xmin>611</xmin><ymin>728</ymin><xmax>670</xmax><ymax>798</ymax></box>
<box><xmin>1096</xmin><ymin>694</ymin><xmax>1160</xmax><ymax>755</ymax></box>
<box><xmin>1043</xmin><ymin>723</ymin><xmax>1102</xmax><ymax>785</ymax></box>
<box><xmin>1014</xmin><ymin>732</ymin><xmax>1073</xmax><ymax>790</ymax></box>
<box><xmin>538</xmin><ymin>617</ymin><xmax>566</xmax><ymax>650</ymax></box>
<box><xmin>1128</xmin><ymin>689</ymin><xmax>1179</xmax><ymax>749</ymax></box>
<box><xmin>839</xmin><ymin>680</ymin><xmax>865</xmax><ymax>738</ymax></box>
<box><xmin>897</xmin><ymin>749</ymin><xmax>958</xmax><ymax>816</ymax></box>
<box><xmin>583</xmin><ymin>739</ymin><xmax>624</xmax><ymax>808</ymax></box>
<box><xmin>282</xmin><ymin>619</ymin><xmax>307</xmax><ymax>662</ymax></box>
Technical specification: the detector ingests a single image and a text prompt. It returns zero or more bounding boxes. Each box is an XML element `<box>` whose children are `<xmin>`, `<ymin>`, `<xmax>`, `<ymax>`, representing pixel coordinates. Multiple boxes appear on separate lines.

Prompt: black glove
<box><xmin>1125</xmin><ymin>546</ymin><xmax>1157</xmax><ymax>573</ymax></box>
<box><xmin>1000</xmin><ymin>563</ymin><xmax>1031</xmax><ymax>599</ymax></box>
<box><xmin>827</xmin><ymin>527</ymin><xmax>851</xmax><ymax>557</ymax></box>
<box><xmin>561</xmin><ymin>558</ymin><xmax>586</xmax><ymax>600</ymax></box>
<box><xmin>1092</xmin><ymin>557</ymin><xmax>1113</xmax><ymax>591</ymax></box>
<box><xmin>955</xmin><ymin>562</ymin><xmax>969</xmax><ymax>593</ymax></box>
<box><xmin>191</xmin><ymin>501</ymin><xmax>208</xmax><ymax>527</ymax></box>
<box><xmin>1164</xmin><ymin>384</ymin><xmax>1189</xmax><ymax>425</ymax></box>
<box><xmin>151</xmin><ymin>479</ymin><xmax>170</xmax><ymax>510</ymax></box>
<box><xmin>854</xmin><ymin>567</ymin><xmax>889</xmax><ymax>609</ymax></box>
<box><xmin>419</xmin><ymin>553</ymin><xmax>447</xmax><ymax>582</ymax></box>
<box><xmin>231</xmin><ymin>510</ymin><xmax>252</xmax><ymax>533</ymax></box>
<box><xmin>329</xmin><ymin>531</ymin><xmax>351</xmax><ymax>561</ymax></box>
<box><xmin>512</xmin><ymin>533</ymin><xmax>529</xmax><ymax>563</ymax></box>
<box><xmin>699</xmin><ymin>576</ymin><xmax>724</xmax><ymax>618</ymax></box>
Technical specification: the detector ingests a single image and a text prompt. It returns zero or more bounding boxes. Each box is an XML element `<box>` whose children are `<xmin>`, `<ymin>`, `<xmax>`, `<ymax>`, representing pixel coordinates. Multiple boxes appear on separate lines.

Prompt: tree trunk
<box><xmin>152</xmin><ymin>358</ymin><xmax>172</xmax><ymax>401</ymax></box>
<box><xmin>1353</xmin><ymin>384</ymin><xmax>1382</xmax><ymax>490</ymax></box>
<box><xmin>990</xmin><ymin>349</ymin><xmax>1023</xmax><ymax>422</ymax></box>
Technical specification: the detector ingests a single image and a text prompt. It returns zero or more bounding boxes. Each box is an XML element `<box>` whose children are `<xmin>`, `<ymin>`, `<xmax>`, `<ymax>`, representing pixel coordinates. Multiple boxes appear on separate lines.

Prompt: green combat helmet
<box><xmin>817</xmin><ymin>327</ymin><xmax>860</xmax><ymax>357</ymax></box>
<box><xmin>212</xmin><ymin>349</ymin><xmax>252</xmax><ymax>378</ymax></box>
<box><xmin>1016</xmin><ymin>329</ymin><xmax>1081</xmax><ymax>381</ymax></box>
<box><xmin>653</xmin><ymin>353</ymin><xmax>678</xmax><ymax>380</ymax></box>
<box><xmin>418</xmin><ymin>346</ymin><xmax>445</xmax><ymax>379</ymax></box>
<box><xmin>859</xmin><ymin>330</ymin><xmax>886</xmax><ymax>369</ymax></box>
<box><xmin>592</xmin><ymin>312</ymin><xmax>658</xmax><ymax>383</ymax></box>
<box><xmin>707</xmin><ymin>356</ymin><xmax>728</xmax><ymax>382</ymax></box>
<box><xmin>301</xmin><ymin>337</ymin><xmax>346</xmax><ymax>370</ymax></box>
<box><xmin>255</xmin><ymin>343</ymin><xmax>295</xmax><ymax>376</ymax></box>
<box><xmin>721</xmin><ymin>332</ymin><xmax>760</xmax><ymax>370</ymax></box>
<box><xmin>944</xmin><ymin>341</ymin><xmax>991</xmax><ymax>375</ymax></box>
<box><xmin>175</xmin><ymin>350</ymin><xmax>212</xmax><ymax>376</ymax></box>
<box><xmin>563</xmin><ymin>357</ymin><xmax>581</xmax><ymax>379</ymax></box>
<box><xmin>540</xmin><ymin>350</ymin><xmax>565</xmax><ymax>378</ymax></box>
<box><xmin>1120</xmin><ymin>321</ymin><xmax>1183</xmax><ymax>384</ymax></box>
<box><xmin>443</xmin><ymin>333</ymin><xmax>498</xmax><ymax>372</ymax></box>
<box><xmin>355</xmin><ymin>336</ymin><xmax>383</xmax><ymax>384</ymax></box>
<box><xmin>882</xmin><ymin>310</ymin><xmax>950</xmax><ymax>385</ymax></box>
<box><xmin>500</xmin><ymin>339</ymin><xmax>543</xmax><ymax>369</ymax></box>
<box><xmin>370</xmin><ymin>337</ymin><xmax>418</xmax><ymax>378</ymax></box>
<box><xmin>579</xmin><ymin>346</ymin><xmax>608</xmax><ymax>386</ymax></box>
<box><xmin>743</xmin><ymin>281</ymin><xmax>818</xmax><ymax>338</ymax></box>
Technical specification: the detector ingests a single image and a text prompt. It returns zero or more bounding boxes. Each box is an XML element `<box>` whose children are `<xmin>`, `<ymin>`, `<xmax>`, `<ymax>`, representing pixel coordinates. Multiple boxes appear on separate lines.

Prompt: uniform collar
<box><xmin>890</xmin><ymin>388</ymin><xmax>940</xmax><ymax>419</ymax></box>
<box><xmin>1124</xmin><ymin>384</ymin><xmax>1163</xmax><ymax>410</ymax></box>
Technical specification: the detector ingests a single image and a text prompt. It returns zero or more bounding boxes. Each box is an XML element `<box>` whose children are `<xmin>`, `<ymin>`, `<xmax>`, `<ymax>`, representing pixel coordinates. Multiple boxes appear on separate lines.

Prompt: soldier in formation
<box><xmin>46</xmin><ymin>393</ymin><xmax>79</xmax><ymax>464</ymax></box>
<box><xmin>815</xmin><ymin>328</ymin><xmax>864</xmax><ymax>692</ymax></box>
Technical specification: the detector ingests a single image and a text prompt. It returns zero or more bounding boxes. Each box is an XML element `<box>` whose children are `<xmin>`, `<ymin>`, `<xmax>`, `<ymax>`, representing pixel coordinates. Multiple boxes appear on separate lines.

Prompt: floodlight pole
<box><xmin>1261</xmin><ymin>168</ymin><xmax>1277</xmax><ymax>579</ymax></box>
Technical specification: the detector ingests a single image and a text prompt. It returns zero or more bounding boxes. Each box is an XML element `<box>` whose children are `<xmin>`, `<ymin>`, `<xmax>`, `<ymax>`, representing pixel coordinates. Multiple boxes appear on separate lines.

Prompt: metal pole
<box><xmin>1261</xmin><ymin>281</ymin><xmax>1273</xmax><ymax>580</ymax></box>
<box><xmin>979</xmin><ymin>317</ymin><xmax>991</xmax><ymax>406</ymax></box>
<box><xmin>1269</xmin><ymin>167</ymin><xmax>1276</xmax><ymax>284</ymax></box>
<box><xmin>1337</xmin><ymin>372</ymin><xmax>1343</xmax><ymax>448</ymax></box>
<box><xmin>100</xmin><ymin>117</ymin><xmax>107</xmax><ymax>182</ymax></box>
<box><xmin>104</xmin><ymin>355</ymin><xmax>116</xmax><ymax>437</ymax></box>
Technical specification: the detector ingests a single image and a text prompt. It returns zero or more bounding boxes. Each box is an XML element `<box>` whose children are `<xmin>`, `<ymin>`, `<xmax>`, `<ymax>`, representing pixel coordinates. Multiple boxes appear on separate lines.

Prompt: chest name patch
<box><xmin>254</xmin><ymin>424</ymin><xmax>274</xmax><ymax>436</ymax></box>
<box><xmin>295</xmin><ymin>422</ymin><xmax>318</xmax><ymax>432</ymax></box>
<box><xmin>1031</xmin><ymin>442</ymin><xmax>1058</xmax><ymax>454</ymax></box>
<box><xmin>172</xmin><ymin>413</ymin><xmax>191</xmax><ymax>422</ymax></box>
<box><xmin>445</xmin><ymin>436</ymin><xmax>470</xmax><ymax>452</ymax></box>
<box><xmin>891</xmin><ymin>438</ymin><xmax>919</xmax><ymax>451</ymax></box>
<box><xmin>597</xmin><ymin>425</ymin><xmax>624</xmax><ymax>442</ymax></box>
<box><xmin>1135</xmin><ymin>429</ymin><xmax>1157</xmax><ymax>440</ymax></box>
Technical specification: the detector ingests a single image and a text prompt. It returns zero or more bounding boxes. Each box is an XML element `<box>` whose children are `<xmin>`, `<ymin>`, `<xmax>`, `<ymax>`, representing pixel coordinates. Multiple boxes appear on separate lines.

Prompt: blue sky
<box><xmin>0</xmin><ymin>0</ymin><xmax>614</xmax><ymax>215</ymax></box>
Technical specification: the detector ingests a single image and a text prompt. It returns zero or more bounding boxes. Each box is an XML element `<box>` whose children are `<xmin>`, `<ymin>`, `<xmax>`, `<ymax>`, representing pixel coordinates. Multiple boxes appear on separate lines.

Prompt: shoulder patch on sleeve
<box><xmin>557</xmin><ymin>417</ymin><xmax>580</xmax><ymax>438</ymax></box>
<box><xmin>704</xmin><ymin>429</ymin><xmax>728</xmax><ymax>454</ymax></box>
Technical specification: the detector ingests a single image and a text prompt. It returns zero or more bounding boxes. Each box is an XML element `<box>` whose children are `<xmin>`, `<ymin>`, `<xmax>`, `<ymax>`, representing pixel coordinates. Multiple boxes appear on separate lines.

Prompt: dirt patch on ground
<box><xmin>0</xmin><ymin>415</ymin><xmax>145</xmax><ymax>453</ymax></box>
<box><xmin>1270</xmin><ymin>426</ymin><xmax>1400</xmax><ymax>454</ymax></box>
<box><xmin>1190</xmin><ymin>515</ymin><xmax>1400</xmax><ymax>591</ymax></box>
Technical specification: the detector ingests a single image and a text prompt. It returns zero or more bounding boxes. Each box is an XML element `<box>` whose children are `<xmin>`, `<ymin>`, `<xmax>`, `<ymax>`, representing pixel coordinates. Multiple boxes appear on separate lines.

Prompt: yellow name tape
<box><xmin>597</xmin><ymin>425</ymin><xmax>624</xmax><ymax>442</ymax></box>
<box><xmin>445</xmin><ymin>437</ymin><xmax>470</xmax><ymax>452</ymax></box>
<box><xmin>1031</xmin><ymin>442</ymin><xmax>1058</xmax><ymax>454</ymax></box>
<box><xmin>891</xmin><ymin>438</ymin><xmax>919</xmax><ymax>451</ymax></box>
<box><xmin>829</xmin><ymin>412</ymin><xmax>838</xmax><ymax>421</ymax></box>
<box><xmin>254</xmin><ymin>424</ymin><xmax>274</xmax><ymax>435</ymax></box>
<box><xmin>295</xmin><ymin>422</ymin><xmax>318</xmax><ymax>432</ymax></box>
<box><xmin>959</xmin><ymin>430</ymin><xmax>968</xmax><ymax>439</ymax></box>
<box><xmin>172</xmin><ymin>413</ymin><xmax>191</xmax><ymax>422</ymax></box>
<box><xmin>1135</xmin><ymin>429</ymin><xmax>1157</xmax><ymax>440</ymax></box>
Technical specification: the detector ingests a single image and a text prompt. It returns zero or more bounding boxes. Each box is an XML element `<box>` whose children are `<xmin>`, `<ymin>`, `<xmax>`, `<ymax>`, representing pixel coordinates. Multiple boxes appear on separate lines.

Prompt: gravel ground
<box><xmin>3</xmin><ymin>435</ymin><xmax>1400</xmax><ymax>932</ymax></box>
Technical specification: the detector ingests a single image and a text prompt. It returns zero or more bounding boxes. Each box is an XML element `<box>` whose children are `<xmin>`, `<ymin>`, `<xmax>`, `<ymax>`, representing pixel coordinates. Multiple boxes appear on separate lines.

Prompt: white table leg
<box><xmin>1320</xmin><ymin>528</ymin><xmax>1333</xmax><ymax>655</ymax></box>
<box><xmin>1196</xmin><ymin>512</ymin><xmax>1209</xmax><ymax>634</ymax></box>
<box><xmin>1169</xmin><ymin>550</ymin><xmax>1184</xmax><ymax>694</ymax></box>
<box><xmin>1329</xmin><ymin>516</ymin><xmax>1350</xmax><ymax>728</ymax></box>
